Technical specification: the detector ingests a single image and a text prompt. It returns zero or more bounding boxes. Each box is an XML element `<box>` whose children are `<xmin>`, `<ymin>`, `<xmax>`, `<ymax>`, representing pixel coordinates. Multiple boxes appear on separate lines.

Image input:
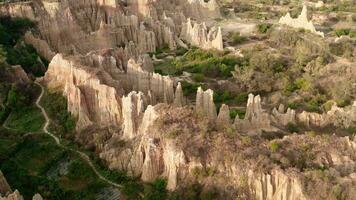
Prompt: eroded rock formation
<box><xmin>181</xmin><ymin>18</ymin><xmax>223</xmax><ymax>50</ymax></box>
<box><xmin>196</xmin><ymin>87</ymin><xmax>217</xmax><ymax>122</ymax></box>
<box><xmin>279</xmin><ymin>5</ymin><xmax>324</xmax><ymax>37</ymax></box>
<box><xmin>235</xmin><ymin>94</ymin><xmax>274</xmax><ymax>133</ymax></box>
<box><xmin>297</xmin><ymin>101</ymin><xmax>356</xmax><ymax>128</ymax></box>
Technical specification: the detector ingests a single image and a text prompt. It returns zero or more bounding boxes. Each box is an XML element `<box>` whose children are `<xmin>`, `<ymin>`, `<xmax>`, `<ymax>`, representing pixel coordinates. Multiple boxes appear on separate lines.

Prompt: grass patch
<box><xmin>5</xmin><ymin>106</ymin><xmax>45</xmax><ymax>132</ymax></box>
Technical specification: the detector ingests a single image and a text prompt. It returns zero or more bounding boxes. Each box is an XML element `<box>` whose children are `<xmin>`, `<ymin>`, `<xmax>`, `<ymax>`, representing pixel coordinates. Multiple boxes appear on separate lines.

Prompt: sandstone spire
<box><xmin>216</xmin><ymin>104</ymin><xmax>231</xmax><ymax>127</ymax></box>
<box><xmin>196</xmin><ymin>87</ymin><xmax>217</xmax><ymax>121</ymax></box>
<box><xmin>122</xmin><ymin>91</ymin><xmax>145</xmax><ymax>139</ymax></box>
<box><xmin>173</xmin><ymin>82</ymin><xmax>185</xmax><ymax>107</ymax></box>
<box><xmin>180</xmin><ymin>18</ymin><xmax>223</xmax><ymax>50</ymax></box>
<box><xmin>272</xmin><ymin>104</ymin><xmax>296</xmax><ymax>126</ymax></box>
<box><xmin>0</xmin><ymin>171</ymin><xmax>11</xmax><ymax>196</ymax></box>
<box><xmin>279</xmin><ymin>5</ymin><xmax>324</xmax><ymax>37</ymax></box>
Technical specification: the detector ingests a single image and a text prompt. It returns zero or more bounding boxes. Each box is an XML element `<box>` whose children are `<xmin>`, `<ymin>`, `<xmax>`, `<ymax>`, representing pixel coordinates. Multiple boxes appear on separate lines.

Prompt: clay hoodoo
<box><xmin>180</xmin><ymin>18</ymin><xmax>223</xmax><ymax>50</ymax></box>
<box><xmin>196</xmin><ymin>87</ymin><xmax>217</xmax><ymax>122</ymax></box>
<box><xmin>173</xmin><ymin>82</ymin><xmax>185</xmax><ymax>107</ymax></box>
<box><xmin>297</xmin><ymin>101</ymin><xmax>356</xmax><ymax>128</ymax></box>
<box><xmin>122</xmin><ymin>91</ymin><xmax>145</xmax><ymax>140</ymax></box>
<box><xmin>234</xmin><ymin>94</ymin><xmax>273</xmax><ymax>133</ymax></box>
<box><xmin>279</xmin><ymin>5</ymin><xmax>324</xmax><ymax>37</ymax></box>
<box><xmin>272</xmin><ymin>104</ymin><xmax>296</xmax><ymax>126</ymax></box>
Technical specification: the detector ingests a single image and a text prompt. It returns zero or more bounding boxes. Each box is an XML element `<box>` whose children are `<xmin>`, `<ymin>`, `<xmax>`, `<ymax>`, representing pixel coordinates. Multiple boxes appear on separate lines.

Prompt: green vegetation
<box><xmin>155</xmin><ymin>48</ymin><xmax>242</xmax><ymax>79</ymax></box>
<box><xmin>286</xmin><ymin>122</ymin><xmax>299</xmax><ymax>133</ymax></box>
<box><xmin>228</xmin><ymin>32</ymin><xmax>247</xmax><ymax>45</ymax></box>
<box><xmin>229</xmin><ymin>108</ymin><xmax>245</xmax><ymax>120</ymax></box>
<box><xmin>257</xmin><ymin>23</ymin><xmax>272</xmax><ymax>34</ymax></box>
<box><xmin>5</xmin><ymin>106</ymin><xmax>45</xmax><ymax>132</ymax></box>
<box><xmin>41</xmin><ymin>89</ymin><xmax>76</xmax><ymax>138</ymax></box>
<box><xmin>170</xmin><ymin>183</ymin><xmax>217</xmax><ymax>200</ymax></box>
<box><xmin>214</xmin><ymin>91</ymin><xmax>248</xmax><ymax>106</ymax></box>
<box><xmin>0</xmin><ymin>83</ymin><xmax>39</xmax><ymax>124</ymax></box>
<box><xmin>0</xmin><ymin>16</ymin><xmax>47</xmax><ymax>77</ymax></box>
<box><xmin>269</xmin><ymin>141</ymin><xmax>281</xmax><ymax>152</ymax></box>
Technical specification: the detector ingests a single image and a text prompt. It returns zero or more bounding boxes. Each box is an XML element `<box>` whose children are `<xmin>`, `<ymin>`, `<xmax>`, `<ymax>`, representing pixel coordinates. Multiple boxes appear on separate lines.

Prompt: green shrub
<box><xmin>257</xmin><ymin>23</ymin><xmax>272</xmax><ymax>34</ymax></box>
<box><xmin>335</xmin><ymin>29</ymin><xmax>350</xmax><ymax>37</ymax></box>
<box><xmin>322</xmin><ymin>100</ymin><xmax>334</xmax><ymax>112</ymax></box>
<box><xmin>336</xmin><ymin>98</ymin><xmax>351</xmax><ymax>107</ymax></box>
<box><xmin>42</xmin><ymin>90</ymin><xmax>76</xmax><ymax>134</ymax></box>
<box><xmin>229</xmin><ymin>109</ymin><xmax>245</xmax><ymax>120</ymax></box>
<box><xmin>234</xmin><ymin>92</ymin><xmax>248</xmax><ymax>105</ymax></box>
<box><xmin>286</xmin><ymin>122</ymin><xmax>299</xmax><ymax>133</ymax></box>
<box><xmin>229</xmin><ymin>32</ymin><xmax>247</xmax><ymax>45</ymax></box>
<box><xmin>192</xmin><ymin>73</ymin><xmax>205</xmax><ymax>82</ymax></box>
<box><xmin>295</xmin><ymin>78</ymin><xmax>312</xmax><ymax>91</ymax></box>
<box><xmin>269</xmin><ymin>141</ymin><xmax>281</xmax><ymax>152</ymax></box>
<box><xmin>144</xmin><ymin>179</ymin><xmax>168</xmax><ymax>200</ymax></box>
<box><xmin>181</xmin><ymin>82</ymin><xmax>201</xmax><ymax>96</ymax></box>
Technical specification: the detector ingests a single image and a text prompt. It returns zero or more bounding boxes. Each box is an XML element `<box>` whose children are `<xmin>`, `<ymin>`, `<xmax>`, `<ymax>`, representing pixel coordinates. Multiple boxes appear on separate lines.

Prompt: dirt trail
<box><xmin>34</xmin><ymin>81</ymin><xmax>123</xmax><ymax>189</ymax></box>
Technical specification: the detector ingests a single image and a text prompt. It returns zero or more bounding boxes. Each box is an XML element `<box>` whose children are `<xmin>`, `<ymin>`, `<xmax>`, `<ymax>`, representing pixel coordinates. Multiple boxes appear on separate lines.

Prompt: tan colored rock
<box><xmin>127</xmin><ymin>58</ymin><xmax>174</xmax><ymax>103</ymax></box>
<box><xmin>235</xmin><ymin>94</ymin><xmax>274</xmax><ymax>133</ymax></box>
<box><xmin>0</xmin><ymin>2</ymin><xmax>36</xmax><ymax>21</ymax></box>
<box><xmin>10</xmin><ymin>66</ymin><xmax>30</xmax><ymax>84</ymax></box>
<box><xmin>0</xmin><ymin>190</ymin><xmax>23</xmax><ymax>200</ymax></box>
<box><xmin>122</xmin><ymin>91</ymin><xmax>145</xmax><ymax>139</ymax></box>
<box><xmin>0</xmin><ymin>171</ymin><xmax>11</xmax><ymax>197</ymax></box>
<box><xmin>297</xmin><ymin>102</ymin><xmax>356</xmax><ymax>128</ymax></box>
<box><xmin>181</xmin><ymin>18</ymin><xmax>223</xmax><ymax>50</ymax></box>
<box><xmin>32</xmin><ymin>194</ymin><xmax>43</xmax><ymax>200</ymax></box>
<box><xmin>163</xmin><ymin>140</ymin><xmax>186</xmax><ymax>190</ymax></box>
<box><xmin>44</xmin><ymin>54</ymin><xmax>124</xmax><ymax>130</ymax></box>
<box><xmin>248</xmin><ymin>169</ymin><xmax>307</xmax><ymax>200</ymax></box>
<box><xmin>173</xmin><ymin>82</ymin><xmax>185</xmax><ymax>107</ymax></box>
<box><xmin>272</xmin><ymin>104</ymin><xmax>296</xmax><ymax>126</ymax></box>
<box><xmin>279</xmin><ymin>5</ymin><xmax>324</xmax><ymax>37</ymax></box>
<box><xmin>196</xmin><ymin>87</ymin><xmax>217</xmax><ymax>122</ymax></box>
<box><xmin>24</xmin><ymin>31</ymin><xmax>56</xmax><ymax>62</ymax></box>
<box><xmin>216</xmin><ymin>104</ymin><xmax>231</xmax><ymax>127</ymax></box>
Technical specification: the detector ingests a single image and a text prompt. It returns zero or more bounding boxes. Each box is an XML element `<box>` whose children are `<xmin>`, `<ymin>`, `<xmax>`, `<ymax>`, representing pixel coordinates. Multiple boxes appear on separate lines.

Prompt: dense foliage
<box><xmin>0</xmin><ymin>17</ymin><xmax>47</xmax><ymax>77</ymax></box>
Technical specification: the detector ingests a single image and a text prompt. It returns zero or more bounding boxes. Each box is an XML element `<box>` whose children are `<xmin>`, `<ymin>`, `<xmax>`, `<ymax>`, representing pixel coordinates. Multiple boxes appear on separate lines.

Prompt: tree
<box><xmin>0</xmin><ymin>45</ymin><xmax>7</xmax><ymax>65</ymax></box>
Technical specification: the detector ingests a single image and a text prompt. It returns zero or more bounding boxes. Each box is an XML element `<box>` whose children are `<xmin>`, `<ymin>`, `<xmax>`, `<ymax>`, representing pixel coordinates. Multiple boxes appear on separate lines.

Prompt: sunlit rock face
<box><xmin>180</xmin><ymin>18</ymin><xmax>223</xmax><ymax>50</ymax></box>
<box><xmin>44</xmin><ymin>54</ymin><xmax>124</xmax><ymax>131</ymax></box>
<box><xmin>279</xmin><ymin>5</ymin><xmax>324</xmax><ymax>37</ymax></box>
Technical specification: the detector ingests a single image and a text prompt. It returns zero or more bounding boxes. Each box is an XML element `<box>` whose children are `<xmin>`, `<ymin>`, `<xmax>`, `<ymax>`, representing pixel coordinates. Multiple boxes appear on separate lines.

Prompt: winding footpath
<box><xmin>34</xmin><ymin>81</ymin><xmax>123</xmax><ymax>189</ymax></box>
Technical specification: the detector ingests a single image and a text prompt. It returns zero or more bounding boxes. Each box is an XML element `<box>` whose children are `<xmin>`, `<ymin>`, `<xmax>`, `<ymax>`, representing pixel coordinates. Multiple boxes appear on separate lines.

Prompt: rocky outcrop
<box><xmin>0</xmin><ymin>190</ymin><xmax>23</xmax><ymax>200</ymax></box>
<box><xmin>279</xmin><ymin>5</ymin><xmax>324</xmax><ymax>37</ymax></box>
<box><xmin>24</xmin><ymin>31</ymin><xmax>56</xmax><ymax>61</ymax></box>
<box><xmin>196</xmin><ymin>87</ymin><xmax>217</xmax><ymax>122</ymax></box>
<box><xmin>122</xmin><ymin>91</ymin><xmax>145</xmax><ymax>139</ymax></box>
<box><xmin>0</xmin><ymin>2</ymin><xmax>36</xmax><ymax>21</ymax></box>
<box><xmin>44</xmin><ymin>54</ymin><xmax>124</xmax><ymax>130</ymax></box>
<box><xmin>248</xmin><ymin>169</ymin><xmax>306</xmax><ymax>200</ymax></box>
<box><xmin>180</xmin><ymin>18</ymin><xmax>223</xmax><ymax>50</ymax></box>
<box><xmin>126</xmin><ymin>58</ymin><xmax>174</xmax><ymax>104</ymax></box>
<box><xmin>216</xmin><ymin>104</ymin><xmax>231</xmax><ymax>127</ymax></box>
<box><xmin>10</xmin><ymin>66</ymin><xmax>30</xmax><ymax>84</ymax></box>
<box><xmin>0</xmin><ymin>171</ymin><xmax>11</xmax><ymax>197</ymax></box>
<box><xmin>173</xmin><ymin>82</ymin><xmax>185</xmax><ymax>107</ymax></box>
<box><xmin>272</xmin><ymin>104</ymin><xmax>296</xmax><ymax>126</ymax></box>
<box><xmin>297</xmin><ymin>101</ymin><xmax>356</xmax><ymax>128</ymax></box>
<box><xmin>235</xmin><ymin>94</ymin><xmax>274</xmax><ymax>134</ymax></box>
